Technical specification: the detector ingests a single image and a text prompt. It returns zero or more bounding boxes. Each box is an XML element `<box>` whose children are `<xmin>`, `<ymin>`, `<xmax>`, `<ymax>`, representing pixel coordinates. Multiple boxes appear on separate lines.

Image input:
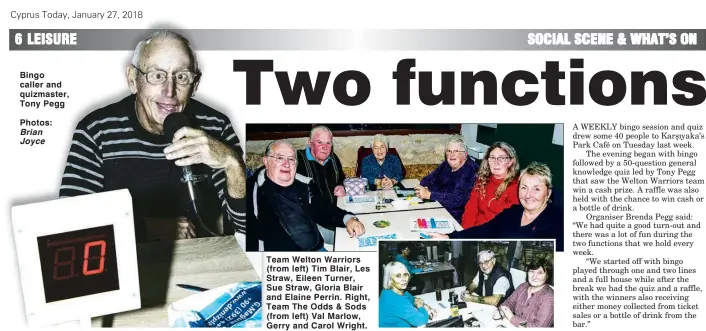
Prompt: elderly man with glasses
<box><xmin>59</xmin><ymin>30</ymin><xmax>246</xmax><ymax>244</ymax></box>
<box><xmin>461</xmin><ymin>250</ymin><xmax>515</xmax><ymax>306</ymax></box>
<box><xmin>415</xmin><ymin>138</ymin><xmax>479</xmax><ymax>221</ymax></box>
<box><xmin>246</xmin><ymin>140</ymin><xmax>365</xmax><ymax>252</ymax></box>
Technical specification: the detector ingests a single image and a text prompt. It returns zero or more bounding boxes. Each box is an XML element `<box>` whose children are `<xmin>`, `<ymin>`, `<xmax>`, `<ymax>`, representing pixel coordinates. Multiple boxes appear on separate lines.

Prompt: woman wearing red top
<box><xmin>461</xmin><ymin>142</ymin><xmax>520</xmax><ymax>229</ymax></box>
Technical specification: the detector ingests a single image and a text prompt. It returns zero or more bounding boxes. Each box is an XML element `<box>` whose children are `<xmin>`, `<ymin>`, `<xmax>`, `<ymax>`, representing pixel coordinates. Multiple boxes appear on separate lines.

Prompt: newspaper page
<box><xmin>3</xmin><ymin>0</ymin><xmax>704</xmax><ymax>330</ymax></box>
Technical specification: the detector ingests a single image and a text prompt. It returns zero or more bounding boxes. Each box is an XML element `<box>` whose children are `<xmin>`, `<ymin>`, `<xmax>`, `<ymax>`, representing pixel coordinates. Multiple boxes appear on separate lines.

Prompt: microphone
<box><xmin>163</xmin><ymin>113</ymin><xmax>208</xmax><ymax>191</ymax></box>
<box><xmin>163</xmin><ymin>112</ymin><xmax>218</xmax><ymax>237</ymax></box>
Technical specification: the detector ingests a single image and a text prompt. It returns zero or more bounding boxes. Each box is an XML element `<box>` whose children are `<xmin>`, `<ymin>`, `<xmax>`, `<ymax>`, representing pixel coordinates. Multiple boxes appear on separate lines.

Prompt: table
<box><xmin>333</xmin><ymin>208</ymin><xmax>463</xmax><ymax>251</ymax></box>
<box><xmin>413</xmin><ymin>262</ymin><xmax>456</xmax><ymax>293</ymax></box>
<box><xmin>338</xmin><ymin>179</ymin><xmax>444</xmax><ymax>215</ymax></box>
<box><xmin>400</xmin><ymin>179</ymin><xmax>422</xmax><ymax>189</ymax></box>
<box><xmin>91</xmin><ymin>236</ymin><xmax>260</xmax><ymax>327</ymax></box>
<box><xmin>416</xmin><ymin>286</ymin><xmax>514</xmax><ymax>328</ymax></box>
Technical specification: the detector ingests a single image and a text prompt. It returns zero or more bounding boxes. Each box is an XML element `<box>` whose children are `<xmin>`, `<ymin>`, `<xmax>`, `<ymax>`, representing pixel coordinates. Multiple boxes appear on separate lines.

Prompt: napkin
<box><xmin>168</xmin><ymin>282</ymin><xmax>262</xmax><ymax>328</ymax></box>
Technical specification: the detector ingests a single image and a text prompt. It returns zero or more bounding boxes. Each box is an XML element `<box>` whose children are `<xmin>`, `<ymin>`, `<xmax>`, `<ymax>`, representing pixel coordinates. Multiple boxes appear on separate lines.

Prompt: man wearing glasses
<box><xmin>59</xmin><ymin>30</ymin><xmax>246</xmax><ymax>244</ymax></box>
<box><xmin>415</xmin><ymin>138</ymin><xmax>479</xmax><ymax>221</ymax></box>
<box><xmin>246</xmin><ymin>140</ymin><xmax>365</xmax><ymax>251</ymax></box>
<box><xmin>462</xmin><ymin>250</ymin><xmax>515</xmax><ymax>306</ymax></box>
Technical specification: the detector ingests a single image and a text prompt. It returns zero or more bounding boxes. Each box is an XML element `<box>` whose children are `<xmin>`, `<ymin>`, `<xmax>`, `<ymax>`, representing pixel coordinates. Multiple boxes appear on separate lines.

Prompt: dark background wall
<box><xmin>476</xmin><ymin>124</ymin><xmax>564</xmax><ymax>189</ymax></box>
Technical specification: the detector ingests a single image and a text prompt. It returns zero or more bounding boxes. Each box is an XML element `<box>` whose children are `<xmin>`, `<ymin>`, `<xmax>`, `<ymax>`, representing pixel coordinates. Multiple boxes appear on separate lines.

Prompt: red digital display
<box><xmin>37</xmin><ymin>225</ymin><xmax>120</xmax><ymax>303</ymax></box>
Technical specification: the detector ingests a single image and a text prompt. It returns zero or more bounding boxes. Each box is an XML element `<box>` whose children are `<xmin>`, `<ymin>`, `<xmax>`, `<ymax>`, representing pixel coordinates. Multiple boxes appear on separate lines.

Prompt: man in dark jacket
<box><xmin>295</xmin><ymin>125</ymin><xmax>346</xmax><ymax>245</ymax></box>
<box><xmin>246</xmin><ymin>140</ymin><xmax>365</xmax><ymax>252</ymax></box>
<box><xmin>462</xmin><ymin>250</ymin><xmax>515</xmax><ymax>306</ymax></box>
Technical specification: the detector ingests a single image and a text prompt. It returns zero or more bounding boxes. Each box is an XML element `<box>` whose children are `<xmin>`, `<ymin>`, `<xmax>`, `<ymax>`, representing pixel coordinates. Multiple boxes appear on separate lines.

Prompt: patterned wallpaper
<box><xmin>245</xmin><ymin>133</ymin><xmax>461</xmax><ymax>171</ymax></box>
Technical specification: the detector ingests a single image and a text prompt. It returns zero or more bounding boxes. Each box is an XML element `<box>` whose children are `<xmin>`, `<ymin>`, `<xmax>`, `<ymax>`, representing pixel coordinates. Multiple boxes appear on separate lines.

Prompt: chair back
<box><xmin>354</xmin><ymin>146</ymin><xmax>406</xmax><ymax>178</ymax></box>
<box><xmin>457</xmin><ymin>253</ymin><xmax>466</xmax><ymax>285</ymax></box>
<box><xmin>510</xmin><ymin>267</ymin><xmax>527</xmax><ymax>289</ymax></box>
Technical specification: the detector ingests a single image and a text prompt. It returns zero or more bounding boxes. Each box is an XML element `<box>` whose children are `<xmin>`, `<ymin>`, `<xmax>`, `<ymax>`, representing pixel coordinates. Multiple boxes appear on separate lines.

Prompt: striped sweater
<box><xmin>59</xmin><ymin>94</ymin><xmax>246</xmax><ymax>240</ymax></box>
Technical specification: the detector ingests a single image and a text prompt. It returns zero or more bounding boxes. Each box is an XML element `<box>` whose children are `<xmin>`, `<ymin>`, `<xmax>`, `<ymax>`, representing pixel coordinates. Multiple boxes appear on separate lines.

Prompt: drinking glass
<box><xmin>375</xmin><ymin>189</ymin><xmax>386</xmax><ymax>210</ymax></box>
<box><xmin>492</xmin><ymin>309</ymin><xmax>502</xmax><ymax>320</ymax></box>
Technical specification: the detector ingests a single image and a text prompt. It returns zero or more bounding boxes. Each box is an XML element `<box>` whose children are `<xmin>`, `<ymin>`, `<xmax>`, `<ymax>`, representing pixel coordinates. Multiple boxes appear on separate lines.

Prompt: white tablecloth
<box><xmin>334</xmin><ymin>208</ymin><xmax>462</xmax><ymax>251</ymax></box>
<box><xmin>415</xmin><ymin>286</ymin><xmax>514</xmax><ymax>328</ymax></box>
<box><xmin>337</xmin><ymin>179</ymin><xmax>446</xmax><ymax>214</ymax></box>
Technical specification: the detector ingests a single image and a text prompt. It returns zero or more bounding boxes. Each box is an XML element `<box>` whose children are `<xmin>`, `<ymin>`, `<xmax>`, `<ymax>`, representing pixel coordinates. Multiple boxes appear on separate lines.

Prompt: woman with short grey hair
<box><xmin>416</xmin><ymin>137</ymin><xmax>479</xmax><ymax>220</ymax></box>
<box><xmin>360</xmin><ymin>134</ymin><xmax>404</xmax><ymax>189</ymax></box>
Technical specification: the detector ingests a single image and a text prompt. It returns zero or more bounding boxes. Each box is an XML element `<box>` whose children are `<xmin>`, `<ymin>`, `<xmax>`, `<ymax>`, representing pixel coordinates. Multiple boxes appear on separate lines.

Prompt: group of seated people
<box><xmin>245</xmin><ymin>126</ymin><xmax>366</xmax><ymax>252</ymax></box>
<box><xmin>246</xmin><ymin>124</ymin><xmax>562</xmax><ymax>251</ymax></box>
<box><xmin>364</xmin><ymin>132</ymin><xmax>563</xmax><ymax>251</ymax></box>
<box><xmin>361</xmin><ymin>131</ymin><xmax>564</xmax><ymax>251</ymax></box>
<box><xmin>379</xmin><ymin>249</ymin><xmax>554</xmax><ymax>328</ymax></box>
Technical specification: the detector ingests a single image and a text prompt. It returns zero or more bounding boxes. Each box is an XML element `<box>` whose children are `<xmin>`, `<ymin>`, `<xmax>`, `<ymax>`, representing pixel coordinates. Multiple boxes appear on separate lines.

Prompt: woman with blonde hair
<box><xmin>379</xmin><ymin>261</ymin><xmax>437</xmax><ymax>327</ymax></box>
<box><xmin>461</xmin><ymin>142</ymin><xmax>520</xmax><ymax>229</ymax></box>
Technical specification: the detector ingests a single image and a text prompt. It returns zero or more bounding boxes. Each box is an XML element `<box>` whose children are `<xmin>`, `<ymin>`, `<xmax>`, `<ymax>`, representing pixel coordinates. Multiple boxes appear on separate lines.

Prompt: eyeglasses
<box><xmin>446</xmin><ymin>150</ymin><xmax>465</xmax><ymax>155</ymax></box>
<box><xmin>478</xmin><ymin>259</ymin><xmax>493</xmax><ymax>266</ymax></box>
<box><xmin>133</xmin><ymin>65</ymin><xmax>199</xmax><ymax>85</ymax></box>
<box><xmin>268</xmin><ymin>154</ymin><xmax>298</xmax><ymax>165</ymax></box>
<box><xmin>488</xmin><ymin>156</ymin><xmax>511</xmax><ymax>163</ymax></box>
